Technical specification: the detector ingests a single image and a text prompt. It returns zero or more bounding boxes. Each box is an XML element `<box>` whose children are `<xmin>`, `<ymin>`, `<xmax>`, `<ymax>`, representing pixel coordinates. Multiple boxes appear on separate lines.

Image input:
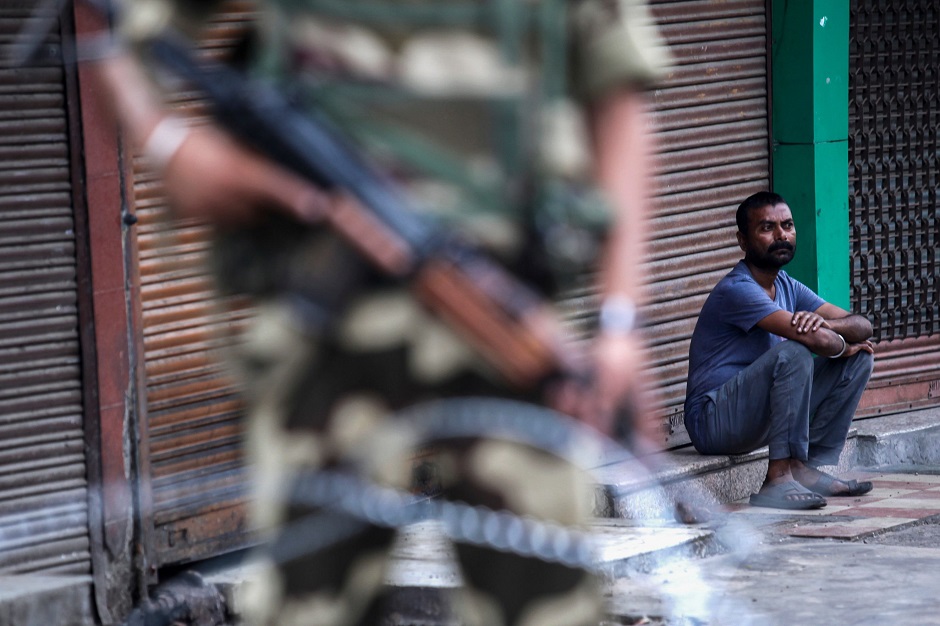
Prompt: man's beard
<box><xmin>747</xmin><ymin>240</ymin><xmax>795</xmax><ymax>269</ymax></box>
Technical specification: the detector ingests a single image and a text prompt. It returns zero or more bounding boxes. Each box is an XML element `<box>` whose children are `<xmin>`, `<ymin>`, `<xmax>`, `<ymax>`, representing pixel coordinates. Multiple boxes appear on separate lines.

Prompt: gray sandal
<box><xmin>808</xmin><ymin>471</ymin><xmax>873</xmax><ymax>497</ymax></box>
<box><xmin>749</xmin><ymin>480</ymin><xmax>827</xmax><ymax>510</ymax></box>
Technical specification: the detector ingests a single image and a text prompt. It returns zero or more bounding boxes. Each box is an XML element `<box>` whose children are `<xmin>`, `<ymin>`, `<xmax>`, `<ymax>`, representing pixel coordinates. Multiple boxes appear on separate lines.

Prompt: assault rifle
<box><xmin>13</xmin><ymin>0</ymin><xmax>584</xmax><ymax>390</ymax></box>
<box><xmin>142</xmin><ymin>34</ymin><xmax>574</xmax><ymax>389</ymax></box>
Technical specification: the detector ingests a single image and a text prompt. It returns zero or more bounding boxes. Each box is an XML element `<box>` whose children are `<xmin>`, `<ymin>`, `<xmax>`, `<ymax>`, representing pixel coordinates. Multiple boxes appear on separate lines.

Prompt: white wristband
<box><xmin>599</xmin><ymin>295</ymin><xmax>638</xmax><ymax>335</ymax></box>
<box><xmin>829</xmin><ymin>333</ymin><xmax>847</xmax><ymax>359</ymax></box>
<box><xmin>142</xmin><ymin>116</ymin><xmax>191</xmax><ymax>171</ymax></box>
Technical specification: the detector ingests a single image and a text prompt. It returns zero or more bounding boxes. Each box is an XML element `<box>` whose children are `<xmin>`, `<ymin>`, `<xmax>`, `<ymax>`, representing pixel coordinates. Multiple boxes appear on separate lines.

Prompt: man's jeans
<box><xmin>688</xmin><ymin>341</ymin><xmax>874</xmax><ymax>466</ymax></box>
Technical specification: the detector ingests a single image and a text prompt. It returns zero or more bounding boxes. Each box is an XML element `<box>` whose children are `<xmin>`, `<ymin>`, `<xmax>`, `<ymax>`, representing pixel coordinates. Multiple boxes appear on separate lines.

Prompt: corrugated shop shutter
<box><xmin>849</xmin><ymin>0</ymin><xmax>940</xmax><ymax>417</ymax></box>
<box><xmin>135</xmin><ymin>2</ymin><xmax>772</xmax><ymax>561</ymax></box>
<box><xmin>135</xmin><ymin>3</ymin><xmax>258</xmax><ymax>567</ymax></box>
<box><xmin>0</xmin><ymin>4</ymin><xmax>91</xmax><ymax>575</ymax></box>
<box><xmin>643</xmin><ymin>0</ymin><xmax>771</xmax><ymax>445</ymax></box>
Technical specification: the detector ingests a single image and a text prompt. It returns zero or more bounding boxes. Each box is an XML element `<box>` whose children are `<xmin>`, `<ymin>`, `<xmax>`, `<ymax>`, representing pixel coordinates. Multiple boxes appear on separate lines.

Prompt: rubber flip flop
<box><xmin>749</xmin><ymin>479</ymin><xmax>827</xmax><ymax>510</ymax></box>
<box><xmin>808</xmin><ymin>471</ymin><xmax>874</xmax><ymax>497</ymax></box>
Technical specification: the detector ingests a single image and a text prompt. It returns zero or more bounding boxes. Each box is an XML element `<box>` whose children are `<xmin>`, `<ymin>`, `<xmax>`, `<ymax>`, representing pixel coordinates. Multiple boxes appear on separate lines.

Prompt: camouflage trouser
<box><xmin>232</xmin><ymin>293</ymin><xmax>603</xmax><ymax>626</ymax></box>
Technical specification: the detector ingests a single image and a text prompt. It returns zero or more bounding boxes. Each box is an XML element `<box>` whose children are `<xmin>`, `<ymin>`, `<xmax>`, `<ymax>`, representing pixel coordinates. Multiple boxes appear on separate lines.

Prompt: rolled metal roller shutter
<box><xmin>134</xmin><ymin>3</ymin><xmax>258</xmax><ymax>567</ymax></box>
<box><xmin>134</xmin><ymin>3</ymin><xmax>774</xmax><ymax>558</ymax></box>
<box><xmin>644</xmin><ymin>0</ymin><xmax>771</xmax><ymax>446</ymax></box>
<box><xmin>0</xmin><ymin>3</ymin><xmax>91</xmax><ymax>575</ymax></box>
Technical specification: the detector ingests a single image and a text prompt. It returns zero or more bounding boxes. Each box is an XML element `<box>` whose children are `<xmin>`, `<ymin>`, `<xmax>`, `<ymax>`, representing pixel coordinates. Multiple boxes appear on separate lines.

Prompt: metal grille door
<box><xmin>850</xmin><ymin>0</ymin><xmax>940</xmax><ymax>415</ymax></box>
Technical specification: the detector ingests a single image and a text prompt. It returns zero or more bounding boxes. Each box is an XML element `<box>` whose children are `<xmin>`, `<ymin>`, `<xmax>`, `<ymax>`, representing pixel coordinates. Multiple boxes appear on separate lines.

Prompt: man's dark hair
<box><xmin>736</xmin><ymin>191</ymin><xmax>786</xmax><ymax>234</ymax></box>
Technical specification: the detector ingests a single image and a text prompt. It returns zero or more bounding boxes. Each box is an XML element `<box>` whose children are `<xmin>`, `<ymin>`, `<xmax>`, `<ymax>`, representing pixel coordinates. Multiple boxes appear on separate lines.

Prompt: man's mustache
<box><xmin>769</xmin><ymin>241</ymin><xmax>794</xmax><ymax>253</ymax></box>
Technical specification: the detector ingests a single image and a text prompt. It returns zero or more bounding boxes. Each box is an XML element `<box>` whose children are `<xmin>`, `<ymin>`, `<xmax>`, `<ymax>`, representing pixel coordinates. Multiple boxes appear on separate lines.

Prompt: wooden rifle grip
<box><xmin>324</xmin><ymin>194</ymin><xmax>559</xmax><ymax>389</ymax></box>
<box><xmin>327</xmin><ymin>193</ymin><xmax>415</xmax><ymax>276</ymax></box>
<box><xmin>413</xmin><ymin>260</ymin><xmax>559</xmax><ymax>389</ymax></box>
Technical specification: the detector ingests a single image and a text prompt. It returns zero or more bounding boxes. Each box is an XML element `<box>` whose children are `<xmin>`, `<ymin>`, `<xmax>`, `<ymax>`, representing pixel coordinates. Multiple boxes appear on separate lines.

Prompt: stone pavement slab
<box><xmin>607</xmin><ymin>541</ymin><xmax>940</xmax><ymax>626</ymax></box>
<box><xmin>0</xmin><ymin>575</ymin><xmax>94</xmax><ymax>626</ymax></box>
<box><xmin>200</xmin><ymin>519</ymin><xmax>717</xmax><ymax>626</ymax></box>
<box><xmin>386</xmin><ymin>522</ymin><xmax>460</xmax><ymax>588</ymax></box>
<box><xmin>206</xmin><ymin>518</ymin><xmax>716</xmax><ymax>621</ymax></box>
<box><xmin>590</xmin><ymin>520</ymin><xmax>715</xmax><ymax>578</ymax></box>
<box><xmin>724</xmin><ymin>471</ymin><xmax>940</xmax><ymax>540</ymax></box>
<box><xmin>385</xmin><ymin>519</ymin><xmax>715</xmax><ymax>588</ymax></box>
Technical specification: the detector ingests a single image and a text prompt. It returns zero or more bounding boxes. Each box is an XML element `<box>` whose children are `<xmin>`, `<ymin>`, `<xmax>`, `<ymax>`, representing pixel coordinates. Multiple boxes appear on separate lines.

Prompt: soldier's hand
<box><xmin>591</xmin><ymin>332</ymin><xmax>658</xmax><ymax>443</ymax></box>
<box><xmin>551</xmin><ymin>332</ymin><xmax>657</xmax><ymax>443</ymax></box>
<box><xmin>161</xmin><ymin>125</ymin><xmax>330</xmax><ymax>226</ymax></box>
<box><xmin>86</xmin><ymin>52</ymin><xmax>329</xmax><ymax>226</ymax></box>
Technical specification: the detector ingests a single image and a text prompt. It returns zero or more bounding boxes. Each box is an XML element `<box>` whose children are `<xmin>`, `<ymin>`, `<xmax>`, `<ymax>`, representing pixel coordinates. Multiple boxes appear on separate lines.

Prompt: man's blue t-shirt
<box><xmin>683</xmin><ymin>261</ymin><xmax>825</xmax><ymax>423</ymax></box>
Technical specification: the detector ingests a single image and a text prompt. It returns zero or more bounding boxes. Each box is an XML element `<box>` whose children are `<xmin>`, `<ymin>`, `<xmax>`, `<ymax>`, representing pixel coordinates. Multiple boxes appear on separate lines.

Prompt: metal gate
<box><xmin>0</xmin><ymin>3</ymin><xmax>91</xmax><ymax>575</ymax></box>
<box><xmin>645</xmin><ymin>0</ymin><xmax>771</xmax><ymax>446</ymax></box>
<box><xmin>849</xmin><ymin>0</ymin><xmax>940</xmax><ymax>416</ymax></box>
<box><xmin>135</xmin><ymin>3</ymin><xmax>257</xmax><ymax>568</ymax></box>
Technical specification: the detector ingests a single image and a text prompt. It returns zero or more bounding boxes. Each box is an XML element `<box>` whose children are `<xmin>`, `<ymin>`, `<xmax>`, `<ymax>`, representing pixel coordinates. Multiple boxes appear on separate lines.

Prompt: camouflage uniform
<box><xmin>122</xmin><ymin>1</ymin><xmax>668</xmax><ymax>624</ymax></box>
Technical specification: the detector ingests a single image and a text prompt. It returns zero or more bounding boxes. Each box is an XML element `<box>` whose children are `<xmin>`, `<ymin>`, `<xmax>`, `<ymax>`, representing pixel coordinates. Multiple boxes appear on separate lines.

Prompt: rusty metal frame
<box><xmin>765</xmin><ymin>0</ymin><xmax>774</xmax><ymax>189</ymax></box>
<box><xmin>70</xmin><ymin>1</ymin><xmax>144</xmax><ymax>618</ymax></box>
<box><xmin>59</xmin><ymin>7</ymin><xmax>113</xmax><ymax>623</ymax></box>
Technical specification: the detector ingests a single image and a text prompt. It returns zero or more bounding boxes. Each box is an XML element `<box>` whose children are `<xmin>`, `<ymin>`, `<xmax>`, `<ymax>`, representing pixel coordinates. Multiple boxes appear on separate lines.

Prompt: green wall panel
<box><xmin>771</xmin><ymin>0</ymin><xmax>849</xmax><ymax>307</ymax></box>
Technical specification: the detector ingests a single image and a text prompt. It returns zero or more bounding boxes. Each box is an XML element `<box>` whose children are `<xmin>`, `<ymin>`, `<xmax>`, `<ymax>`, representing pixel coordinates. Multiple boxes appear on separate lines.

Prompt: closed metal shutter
<box><xmin>135</xmin><ymin>2</ymin><xmax>773</xmax><ymax>559</ymax></box>
<box><xmin>0</xmin><ymin>3</ymin><xmax>90</xmax><ymax>574</ymax></box>
<box><xmin>645</xmin><ymin>0</ymin><xmax>771</xmax><ymax>445</ymax></box>
<box><xmin>849</xmin><ymin>0</ymin><xmax>940</xmax><ymax>416</ymax></box>
<box><xmin>135</xmin><ymin>4</ymin><xmax>258</xmax><ymax>567</ymax></box>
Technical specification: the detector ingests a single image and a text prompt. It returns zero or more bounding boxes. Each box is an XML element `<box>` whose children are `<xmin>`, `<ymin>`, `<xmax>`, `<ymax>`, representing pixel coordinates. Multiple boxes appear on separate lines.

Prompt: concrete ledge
<box><xmin>606</xmin><ymin>406</ymin><xmax>940</xmax><ymax>508</ymax></box>
<box><xmin>204</xmin><ymin>520</ymin><xmax>716</xmax><ymax>625</ymax></box>
<box><xmin>597</xmin><ymin>428</ymin><xmax>862</xmax><ymax>518</ymax></box>
<box><xmin>0</xmin><ymin>575</ymin><xmax>94</xmax><ymax>626</ymax></box>
<box><xmin>592</xmin><ymin>520</ymin><xmax>717</xmax><ymax>578</ymax></box>
<box><xmin>853</xmin><ymin>407</ymin><xmax>940</xmax><ymax>467</ymax></box>
<box><xmin>183</xmin><ymin>411</ymin><xmax>940</xmax><ymax>625</ymax></box>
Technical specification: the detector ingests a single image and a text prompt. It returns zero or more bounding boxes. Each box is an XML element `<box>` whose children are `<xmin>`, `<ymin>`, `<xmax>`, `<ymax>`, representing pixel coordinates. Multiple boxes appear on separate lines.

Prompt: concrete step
<box><xmin>202</xmin><ymin>408</ymin><xmax>940</xmax><ymax>624</ymax></box>
<box><xmin>852</xmin><ymin>406</ymin><xmax>940</xmax><ymax>468</ymax></box>
<box><xmin>596</xmin><ymin>406</ymin><xmax>940</xmax><ymax>518</ymax></box>
<box><xmin>205</xmin><ymin>519</ymin><xmax>716</xmax><ymax>625</ymax></box>
<box><xmin>0</xmin><ymin>575</ymin><xmax>94</xmax><ymax>626</ymax></box>
<box><xmin>384</xmin><ymin>519</ymin><xmax>717</xmax><ymax>586</ymax></box>
<box><xmin>593</xmin><ymin>445</ymin><xmax>770</xmax><ymax>519</ymax></box>
<box><xmin>8</xmin><ymin>410</ymin><xmax>937</xmax><ymax>626</ymax></box>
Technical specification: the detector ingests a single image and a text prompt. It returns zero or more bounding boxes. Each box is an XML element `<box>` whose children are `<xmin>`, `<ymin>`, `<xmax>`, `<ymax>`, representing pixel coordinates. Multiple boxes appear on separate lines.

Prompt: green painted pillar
<box><xmin>771</xmin><ymin>0</ymin><xmax>850</xmax><ymax>308</ymax></box>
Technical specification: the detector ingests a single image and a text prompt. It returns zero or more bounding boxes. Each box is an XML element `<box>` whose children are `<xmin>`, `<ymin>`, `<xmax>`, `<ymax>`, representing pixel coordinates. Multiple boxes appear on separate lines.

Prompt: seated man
<box><xmin>683</xmin><ymin>191</ymin><xmax>875</xmax><ymax>510</ymax></box>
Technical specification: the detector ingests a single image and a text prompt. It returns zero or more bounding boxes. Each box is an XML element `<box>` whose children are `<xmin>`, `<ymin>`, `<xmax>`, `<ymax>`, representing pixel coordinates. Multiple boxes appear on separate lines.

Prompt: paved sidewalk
<box><xmin>607</xmin><ymin>539</ymin><xmax>940</xmax><ymax>626</ymax></box>
<box><xmin>368</xmin><ymin>519</ymin><xmax>716</xmax><ymax>589</ymax></box>
<box><xmin>725</xmin><ymin>470</ymin><xmax>940</xmax><ymax>539</ymax></box>
<box><xmin>607</xmin><ymin>469</ymin><xmax>940</xmax><ymax>626</ymax></box>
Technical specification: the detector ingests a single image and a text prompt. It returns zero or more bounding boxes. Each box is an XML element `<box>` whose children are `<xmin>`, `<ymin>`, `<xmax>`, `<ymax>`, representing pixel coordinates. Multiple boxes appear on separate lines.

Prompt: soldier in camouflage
<box><xmin>91</xmin><ymin>0</ymin><xmax>670</xmax><ymax>624</ymax></box>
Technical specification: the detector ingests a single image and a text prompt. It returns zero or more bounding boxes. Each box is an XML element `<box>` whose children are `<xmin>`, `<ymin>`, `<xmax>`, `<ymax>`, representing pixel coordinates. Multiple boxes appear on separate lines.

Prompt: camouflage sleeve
<box><xmin>570</xmin><ymin>0</ymin><xmax>672</xmax><ymax>100</ymax></box>
<box><xmin>116</xmin><ymin>0</ymin><xmax>223</xmax><ymax>46</ymax></box>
